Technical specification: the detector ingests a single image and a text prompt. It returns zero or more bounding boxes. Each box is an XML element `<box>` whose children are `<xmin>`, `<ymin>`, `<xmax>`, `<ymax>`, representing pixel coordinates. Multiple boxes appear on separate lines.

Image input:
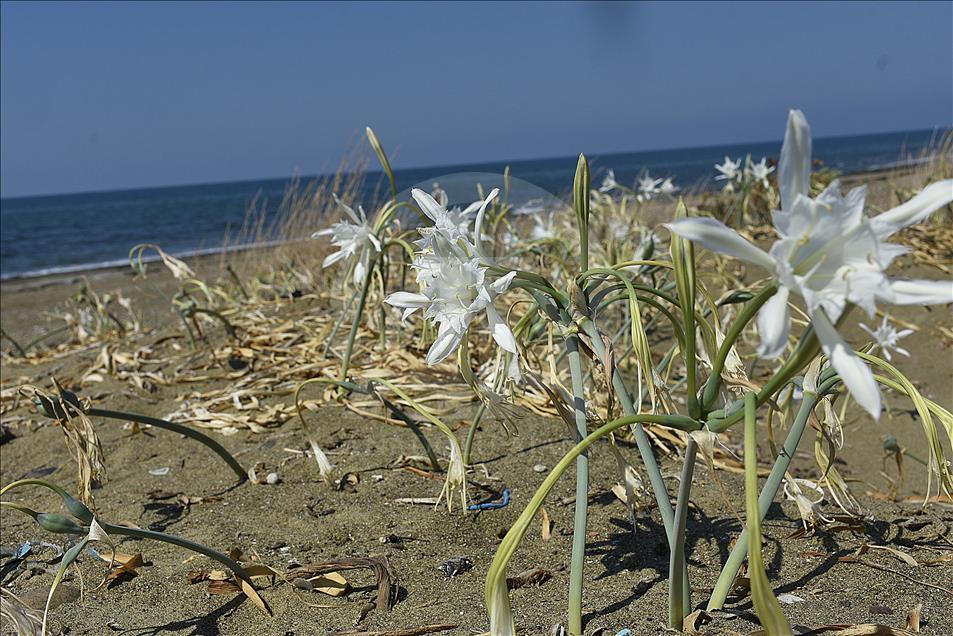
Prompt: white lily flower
<box><xmin>637</xmin><ymin>174</ymin><xmax>663</xmax><ymax>200</ymax></box>
<box><xmin>666</xmin><ymin>109</ymin><xmax>953</xmax><ymax>418</ymax></box>
<box><xmin>749</xmin><ymin>157</ymin><xmax>775</xmax><ymax>186</ymax></box>
<box><xmin>412</xmin><ymin>188</ymin><xmax>490</xmax><ymax>252</ymax></box>
<box><xmin>599</xmin><ymin>169</ymin><xmax>619</xmax><ymax>193</ymax></box>
<box><xmin>385</xmin><ymin>220</ymin><xmax>517</xmax><ymax>364</ymax></box>
<box><xmin>312</xmin><ymin>196</ymin><xmax>382</xmax><ymax>286</ymax></box>
<box><xmin>860</xmin><ymin>315</ymin><xmax>913</xmax><ymax>361</ymax></box>
<box><xmin>659</xmin><ymin>177</ymin><xmax>678</xmax><ymax>195</ymax></box>
<box><xmin>714</xmin><ymin>156</ymin><xmax>742</xmax><ymax>186</ymax></box>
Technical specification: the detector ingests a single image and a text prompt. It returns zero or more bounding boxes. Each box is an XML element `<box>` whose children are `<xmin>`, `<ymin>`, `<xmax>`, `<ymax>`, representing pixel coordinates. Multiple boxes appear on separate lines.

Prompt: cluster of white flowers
<box><xmin>599</xmin><ymin>169</ymin><xmax>678</xmax><ymax>201</ymax></box>
<box><xmin>714</xmin><ymin>155</ymin><xmax>775</xmax><ymax>191</ymax></box>
<box><xmin>669</xmin><ymin>109</ymin><xmax>953</xmax><ymax>418</ymax></box>
<box><xmin>385</xmin><ymin>188</ymin><xmax>518</xmax><ymax>365</ymax></box>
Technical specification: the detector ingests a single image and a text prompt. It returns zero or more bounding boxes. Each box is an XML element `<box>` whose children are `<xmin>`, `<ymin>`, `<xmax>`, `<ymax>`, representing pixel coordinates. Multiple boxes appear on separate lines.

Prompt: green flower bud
<box><xmin>36</xmin><ymin>513</ymin><xmax>87</xmax><ymax>535</ymax></box>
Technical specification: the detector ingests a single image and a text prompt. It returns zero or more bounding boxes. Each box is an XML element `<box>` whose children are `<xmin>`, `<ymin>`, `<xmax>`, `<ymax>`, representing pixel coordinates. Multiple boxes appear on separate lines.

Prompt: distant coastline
<box><xmin>2</xmin><ymin>127</ymin><xmax>947</xmax><ymax>281</ymax></box>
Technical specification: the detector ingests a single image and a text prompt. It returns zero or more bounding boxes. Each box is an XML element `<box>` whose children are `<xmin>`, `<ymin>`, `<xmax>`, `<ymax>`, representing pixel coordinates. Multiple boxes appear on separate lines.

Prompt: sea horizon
<box><xmin>1</xmin><ymin>124</ymin><xmax>946</xmax><ymax>202</ymax></box>
<box><xmin>1</xmin><ymin>126</ymin><xmax>948</xmax><ymax>281</ymax></box>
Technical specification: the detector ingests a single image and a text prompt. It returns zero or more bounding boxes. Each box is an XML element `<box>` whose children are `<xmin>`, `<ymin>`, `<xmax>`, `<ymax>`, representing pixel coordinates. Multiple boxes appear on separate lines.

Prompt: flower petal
<box><xmin>885</xmin><ymin>279</ymin><xmax>953</xmax><ymax>306</ymax></box>
<box><xmin>665</xmin><ymin>217</ymin><xmax>776</xmax><ymax>271</ymax></box>
<box><xmin>353</xmin><ymin>259</ymin><xmax>366</xmax><ymax>287</ymax></box>
<box><xmin>385</xmin><ymin>291</ymin><xmax>429</xmax><ymax>309</ymax></box>
<box><xmin>869</xmin><ymin>179</ymin><xmax>953</xmax><ymax>239</ymax></box>
<box><xmin>368</xmin><ymin>233</ymin><xmax>382</xmax><ymax>252</ymax></box>
<box><xmin>489</xmin><ymin>270</ymin><xmax>517</xmax><ymax>295</ymax></box>
<box><xmin>322</xmin><ymin>250</ymin><xmax>346</xmax><ymax>268</ymax></box>
<box><xmin>485</xmin><ymin>304</ymin><xmax>517</xmax><ymax>354</ymax></box>
<box><xmin>333</xmin><ymin>194</ymin><xmax>361</xmax><ymax>225</ymax></box>
<box><xmin>813</xmin><ymin>310</ymin><xmax>881</xmax><ymax>419</ymax></box>
<box><xmin>411</xmin><ymin>188</ymin><xmax>445</xmax><ymax>222</ymax></box>
<box><xmin>426</xmin><ymin>323</ymin><xmax>463</xmax><ymax>365</ymax></box>
<box><xmin>474</xmin><ymin>188</ymin><xmax>500</xmax><ymax>258</ymax></box>
<box><xmin>756</xmin><ymin>286</ymin><xmax>791</xmax><ymax>358</ymax></box>
<box><xmin>779</xmin><ymin>109</ymin><xmax>812</xmax><ymax>211</ymax></box>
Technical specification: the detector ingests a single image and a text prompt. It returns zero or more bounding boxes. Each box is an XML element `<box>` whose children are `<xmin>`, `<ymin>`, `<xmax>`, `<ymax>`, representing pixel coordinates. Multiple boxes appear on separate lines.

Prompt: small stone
<box><xmin>533</xmin><ymin>464</ymin><xmax>548</xmax><ymax>473</ymax></box>
<box><xmin>266</xmin><ymin>472</ymin><xmax>281</xmax><ymax>485</ymax></box>
<box><xmin>437</xmin><ymin>555</ymin><xmax>474</xmax><ymax>577</ymax></box>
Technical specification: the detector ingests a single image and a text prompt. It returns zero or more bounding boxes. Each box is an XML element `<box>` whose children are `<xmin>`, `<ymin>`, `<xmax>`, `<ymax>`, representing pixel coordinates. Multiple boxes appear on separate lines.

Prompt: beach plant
<box><xmin>312</xmin><ymin>127</ymin><xmax>413</xmax><ymax>381</ymax></box>
<box><xmin>22</xmin><ymin>382</ymin><xmax>247</xmax><ymax>502</ymax></box>
<box><xmin>129</xmin><ymin>243</ymin><xmax>236</xmax><ymax>348</ymax></box>
<box><xmin>453</xmin><ymin>109</ymin><xmax>951</xmax><ymax>634</ymax></box>
<box><xmin>0</xmin><ymin>479</ymin><xmax>270</xmax><ymax>634</ymax></box>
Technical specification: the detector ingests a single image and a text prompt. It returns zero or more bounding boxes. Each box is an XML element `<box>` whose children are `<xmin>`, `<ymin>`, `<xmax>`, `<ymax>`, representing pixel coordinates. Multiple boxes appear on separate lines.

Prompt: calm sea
<box><xmin>0</xmin><ymin>128</ymin><xmax>944</xmax><ymax>280</ymax></box>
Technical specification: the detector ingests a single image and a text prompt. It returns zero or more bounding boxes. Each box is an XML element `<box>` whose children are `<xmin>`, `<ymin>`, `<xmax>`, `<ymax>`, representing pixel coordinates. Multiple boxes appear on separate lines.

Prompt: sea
<box><xmin>0</xmin><ymin>128</ymin><xmax>945</xmax><ymax>281</ymax></box>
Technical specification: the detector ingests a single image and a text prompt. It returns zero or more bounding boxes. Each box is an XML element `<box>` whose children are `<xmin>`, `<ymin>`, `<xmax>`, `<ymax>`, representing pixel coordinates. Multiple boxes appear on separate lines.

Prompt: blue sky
<box><xmin>1</xmin><ymin>1</ymin><xmax>950</xmax><ymax>197</ymax></box>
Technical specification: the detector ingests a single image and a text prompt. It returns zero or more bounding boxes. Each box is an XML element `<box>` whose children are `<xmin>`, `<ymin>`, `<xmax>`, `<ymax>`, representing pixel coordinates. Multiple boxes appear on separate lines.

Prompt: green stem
<box><xmin>742</xmin><ymin>392</ymin><xmax>790</xmax><ymax>633</ymax></box>
<box><xmin>669</xmin><ymin>437</ymin><xmax>697</xmax><ymax>627</ymax></box>
<box><xmin>700</xmin><ymin>284</ymin><xmax>778</xmax><ymax>413</ymax></box>
<box><xmin>226</xmin><ymin>264</ymin><xmax>250</xmax><ymax>300</ymax></box>
<box><xmin>706</xmin><ymin>389</ymin><xmax>817</xmax><ymax>610</ymax></box>
<box><xmin>462</xmin><ymin>402</ymin><xmax>487</xmax><ymax>466</ymax></box>
<box><xmin>87</xmin><ymin>408</ymin><xmax>246</xmax><ymax>482</ymax></box>
<box><xmin>323</xmin><ymin>289</ymin><xmax>358</xmax><ymax>357</ymax></box>
<box><xmin>485</xmin><ymin>412</ymin><xmax>700</xmax><ymax>635</ymax></box>
<box><xmin>101</xmin><ymin>522</ymin><xmax>255</xmax><ymax>587</ymax></box>
<box><xmin>577</xmin><ymin>319</ymin><xmax>677</xmax><ymax>535</ymax></box>
<box><xmin>707</xmin><ymin>326</ymin><xmax>820</xmax><ymax>433</ymax></box>
<box><xmin>566</xmin><ymin>334</ymin><xmax>589</xmax><ymax>635</ymax></box>
<box><xmin>340</xmin><ymin>256</ymin><xmax>376</xmax><ymax>381</ymax></box>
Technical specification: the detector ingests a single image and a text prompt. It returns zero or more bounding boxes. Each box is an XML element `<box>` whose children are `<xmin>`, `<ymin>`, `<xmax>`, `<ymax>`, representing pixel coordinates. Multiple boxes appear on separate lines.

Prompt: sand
<box><xmin>1</xmin><ymin>210</ymin><xmax>952</xmax><ymax>635</ymax></box>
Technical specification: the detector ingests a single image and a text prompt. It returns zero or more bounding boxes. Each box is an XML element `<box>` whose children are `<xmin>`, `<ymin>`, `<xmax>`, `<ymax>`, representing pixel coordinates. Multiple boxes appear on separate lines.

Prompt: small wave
<box><xmin>0</xmin><ymin>240</ymin><xmax>293</xmax><ymax>282</ymax></box>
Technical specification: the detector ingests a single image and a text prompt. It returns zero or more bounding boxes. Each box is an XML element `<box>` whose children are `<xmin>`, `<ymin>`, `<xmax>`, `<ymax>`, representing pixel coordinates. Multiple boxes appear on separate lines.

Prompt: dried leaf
<box><xmin>540</xmin><ymin>507</ymin><xmax>552</xmax><ymax>541</ymax></box>
<box><xmin>867</xmin><ymin>545</ymin><xmax>918</xmax><ymax>567</ymax></box>
<box><xmin>905</xmin><ymin>604</ymin><xmax>921</xmax><ymax>633</ymax></box>
<box><xmin>683</xmin><ymin>609</ymin><xmax>711</xmax><ymax>635</ymax></box>
<box><xmin>505</xmin><ymin>567</ymin><xmax>551</xmax><ymax>590</ymax></box>
<box><xmin>207</xmin><ymin>579</ymin><xmax>241</xmax><ymax>595</ymax></box>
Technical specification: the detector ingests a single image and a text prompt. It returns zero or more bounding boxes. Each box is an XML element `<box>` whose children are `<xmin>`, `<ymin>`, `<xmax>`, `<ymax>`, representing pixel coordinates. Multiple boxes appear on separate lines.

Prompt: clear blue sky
<box><xmin>1</xmin><ymin>1</ymin><xmax>950</xmax><ymax>197</ymax></box>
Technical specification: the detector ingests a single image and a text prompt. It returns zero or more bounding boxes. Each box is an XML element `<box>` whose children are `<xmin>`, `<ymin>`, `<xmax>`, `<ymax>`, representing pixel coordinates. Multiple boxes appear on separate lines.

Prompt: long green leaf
<box><xmin>743</xmin><ymin>393</ymin><xmax>790</xmax><ymax>635</ymax></box>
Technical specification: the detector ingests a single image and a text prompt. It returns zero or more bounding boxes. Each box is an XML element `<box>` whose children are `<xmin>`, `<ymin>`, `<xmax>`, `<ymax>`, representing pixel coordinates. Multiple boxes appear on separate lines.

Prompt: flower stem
<box><xmin>340</xmin><ymin>257</ymin><xmax>377</xmax><ymax>382</ymax></box>
<box><xmin>566</xmin><ymin>334</ymin><xmax>589</xmax><ymax>635</ymax></box>
<box><xmin>462</xmin><ymin>402</ymin><xmax>487</xmax><ymax>466</ymax></box>
<box><xmin>668</xmin><ymin>437</ymin><xmax>697</xmax><ymax>628</ymax></box>
<box><xmin>484</xmin><ymin>412</ymin><xmax>698</xmax><ymax>635</ymax></box>
<box><xmin>706</xmin><ymin>390</ymin><xmax>817</xmax><ymax>610</ymax></box>
<box><xmin>700</xmin><ymin>284</ymin><xmax>778</xmax><ymax>413</ymax></box>
<box><xmin>87</xmin><ymin>408</ymin><xmax>246</xmax><ymax>482</ymax></box>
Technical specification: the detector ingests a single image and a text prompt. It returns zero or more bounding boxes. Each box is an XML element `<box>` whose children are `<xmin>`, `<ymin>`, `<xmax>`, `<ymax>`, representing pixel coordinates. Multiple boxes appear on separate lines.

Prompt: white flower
<box><xmin>637</xmin><ymin>174</ymin><xmax>663</xmax><ymax>200</ymax></box>
<box><xmin>714</xmin><ymin>156</ymin><xmax>742</xmax><ymax>185</ymax></box>
<box><xmin>860</xmin><ymin>315</ymin><xmax>913</xmax><ymax>361</ymax></box>
<box><xmin>749</xmin><ymin>157</ymin><xmax>775</xmax><ymax>186</ymax></box>
<box><xmin>387</xmin><ymin>254</ymin><xmax>516</xmax><ymax>364</ymax></box>
<box><xmin>412</xmin><ymin>188</ymin><xmax>487</xmax><ymax>252</ymax></box>
<box><xmin>666</xmin><ymin>109</ymin><xmax>953</xmax><ymax>418</ymax></box>
<box><xmin>659</xmin><ymin>177</ymin><xmax>678</xmax><ymax>195</ymax></box>
<box><xmin>312</xmin><ymin>196</ymin><xmax>382</xmax><ymax>286</ymax></box>
<box><xmin>599</xmin><ymin>169</ymin><xmax>619</xmax><ymax>193</ymax></box>
<box><xmin>386</xmin><ymin>189</ymin><xmax>518</xmax><ymax>366</ymax></box>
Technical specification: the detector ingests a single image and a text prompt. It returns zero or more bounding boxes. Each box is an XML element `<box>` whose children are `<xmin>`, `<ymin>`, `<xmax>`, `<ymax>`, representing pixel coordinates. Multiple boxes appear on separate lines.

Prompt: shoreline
<box><xmin>0</xmin><ymin>161</ymin><xmax>937</xmax><ymax>292</ymax></box>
